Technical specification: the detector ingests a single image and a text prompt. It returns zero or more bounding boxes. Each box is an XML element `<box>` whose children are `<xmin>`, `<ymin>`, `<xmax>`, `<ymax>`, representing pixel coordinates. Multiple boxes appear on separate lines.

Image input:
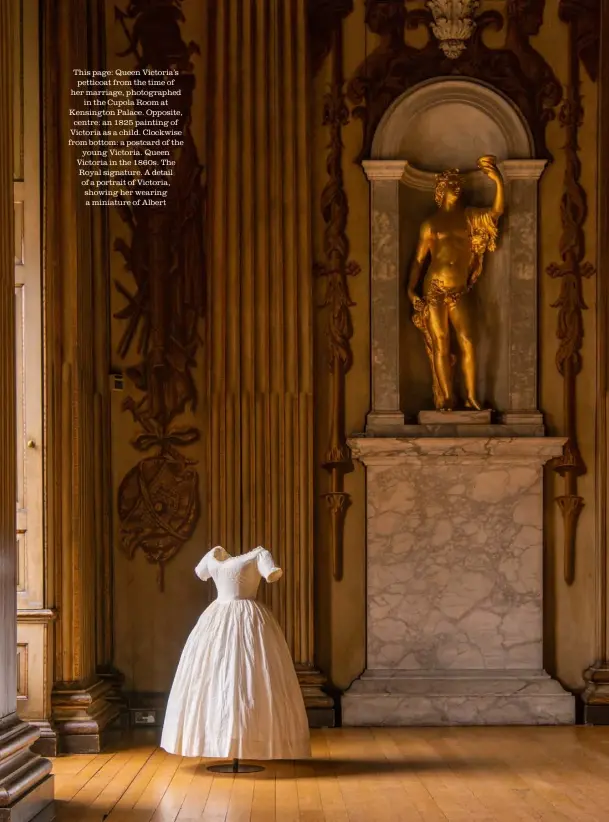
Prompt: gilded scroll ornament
<box><xmin>548</xmin><ymin>0</ymin><xmax>599</xmax><ymax>585</ymax></box>
<box><xmin>113</xmin><ymin>0</ymin><xmax>205</xmax><ymax>590</ymax></box>
<box><xmin>313</xmin><ymin>4</ymin><xmax>359</xmax><ymax>582</ymax></box>
<box><xmin>407</xmin><ymin>156</ymin><xmax>504</xmax><ymax>412</ymax></box>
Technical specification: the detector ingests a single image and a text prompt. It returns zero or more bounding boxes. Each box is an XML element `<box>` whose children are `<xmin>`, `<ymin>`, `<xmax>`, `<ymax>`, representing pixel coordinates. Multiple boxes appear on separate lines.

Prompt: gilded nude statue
<box><xmin>407</xmin><ymin>155</ymin><xmax>505</xmax><ymax>411</ymax></box>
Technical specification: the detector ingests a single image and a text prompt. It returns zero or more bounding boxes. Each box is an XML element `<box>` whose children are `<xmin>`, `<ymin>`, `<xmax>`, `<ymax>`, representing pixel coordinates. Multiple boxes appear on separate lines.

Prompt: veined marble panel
<box><xmin>349</xmin><ymin>436</ymin><xmax>564</xmax><ymax>462</ymax></box>
<box><xmin>365</xmin><ymin>453</ymin><xmax>545</xmax><ymax>671</ymax></box>
<box><xmin>357</xmin><ymin>423</ymin><xmax>546</xmax><ymax>438</ymax></box>
<box><xmin>343</xmin><ymin>436</ymin><xmax>574</xmax><ymax>726</ymax></box>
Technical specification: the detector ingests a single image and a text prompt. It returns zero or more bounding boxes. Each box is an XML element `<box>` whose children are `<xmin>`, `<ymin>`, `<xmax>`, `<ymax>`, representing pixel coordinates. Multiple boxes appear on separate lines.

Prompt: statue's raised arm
<box><xmin>465</xmin><ymin>156</ymin><xmax>505</xmax><ymax>286</ymax></box>
<box><xmin>478</xmin><ymin>154</ymin><xmax>505</xmax><ymax>218</ymax></box>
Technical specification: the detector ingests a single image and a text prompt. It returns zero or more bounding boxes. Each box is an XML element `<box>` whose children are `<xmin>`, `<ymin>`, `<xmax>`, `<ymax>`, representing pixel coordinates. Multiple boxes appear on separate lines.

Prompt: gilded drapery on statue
<box><xmin>407</xmin><ymin>155</ymin><xmax>505</xmax><ymax>411</ymax></box>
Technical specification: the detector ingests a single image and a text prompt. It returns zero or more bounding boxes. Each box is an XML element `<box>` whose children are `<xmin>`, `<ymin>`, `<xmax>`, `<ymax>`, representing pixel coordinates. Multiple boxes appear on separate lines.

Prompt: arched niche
<box><xmin>363</xmin><ymin>78</ymin><xmax>546</xmax><ymax>432</ymax></box>
<box><xmin>371</xmin><ymin>78</ymin><xmax>534</xmax><ymax>165</ymax></box>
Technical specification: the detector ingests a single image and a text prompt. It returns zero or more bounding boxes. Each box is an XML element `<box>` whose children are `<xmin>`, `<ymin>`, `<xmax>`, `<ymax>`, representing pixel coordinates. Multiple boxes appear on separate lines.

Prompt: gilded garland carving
<box><xmin>348</xmin><ymin>0</ymin><xmax>561</xmax><ymax>163</ymax></box>
<box><xmin>313</xmin><ymin>4</ymin><xmax>359</xmax><ymax>582</ymax></box>
<box><xmin>113</xmin><ymin>0</ymin><xmax>205</xmax><ymax>591</ymax></box>
<box><xmin>547</xmin><ymin>0</ymin><xmax>599</xmax><ymax>585</ymax></box>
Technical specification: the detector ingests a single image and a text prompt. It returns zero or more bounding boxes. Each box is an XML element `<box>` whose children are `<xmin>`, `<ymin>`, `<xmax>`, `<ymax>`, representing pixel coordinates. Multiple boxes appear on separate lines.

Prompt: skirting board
<box><xmin>342</xmin><ymin>671</ymin><xmax>575</xmax><ymax>726</ymax></box>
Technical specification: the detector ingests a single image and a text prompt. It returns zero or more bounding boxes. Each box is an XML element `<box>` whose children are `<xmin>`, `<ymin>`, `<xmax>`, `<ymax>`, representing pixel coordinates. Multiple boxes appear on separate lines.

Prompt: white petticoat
<box><xmin>160</xmin><ymin>598</ymin><xmax>311</xmax><ymax>760</ymax></box>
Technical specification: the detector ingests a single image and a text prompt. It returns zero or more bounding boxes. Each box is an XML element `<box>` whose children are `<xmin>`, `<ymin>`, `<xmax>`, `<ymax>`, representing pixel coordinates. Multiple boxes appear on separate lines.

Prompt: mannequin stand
<box><xmin>207</xmin><ymin>758</ymin><xmax>265</xmax><ymax>774</ymax></box>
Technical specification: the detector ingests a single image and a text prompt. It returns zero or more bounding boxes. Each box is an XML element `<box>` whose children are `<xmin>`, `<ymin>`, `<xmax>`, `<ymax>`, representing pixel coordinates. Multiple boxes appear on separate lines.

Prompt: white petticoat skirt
<box><xmin>160</xmin><ymin>599</ymin><xmax>311</xmax><ymax>759</ymax></box>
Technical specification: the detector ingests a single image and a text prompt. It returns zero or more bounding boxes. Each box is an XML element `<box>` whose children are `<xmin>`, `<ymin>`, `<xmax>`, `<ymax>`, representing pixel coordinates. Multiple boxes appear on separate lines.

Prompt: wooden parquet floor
<box><xmin>50</xmin><ymin>726</ymin><xmax>609</xmax><ymax>821</ymax></box>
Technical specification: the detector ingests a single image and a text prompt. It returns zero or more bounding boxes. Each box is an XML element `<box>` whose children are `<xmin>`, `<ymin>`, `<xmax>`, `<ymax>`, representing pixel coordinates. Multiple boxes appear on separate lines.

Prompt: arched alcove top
<box><xmin>371</xmin><ymin>78</ymin><xmax>535</xmax><ymax>170</ymax></box>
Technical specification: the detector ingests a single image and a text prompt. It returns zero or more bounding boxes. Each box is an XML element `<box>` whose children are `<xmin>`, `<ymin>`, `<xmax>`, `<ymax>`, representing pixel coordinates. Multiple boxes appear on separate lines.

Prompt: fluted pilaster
<box><xmin>206</xmin><ymin>0</ymin><xmax>330</xmax><ymax>712</ymax></box>
<box><xmin>43</xmin><ymin>0</ymin><xmax>118</xmax><ymax>751</ymax></box>
<box><xmin>0</xmin><ymin>1</ymin><xmax>54</xmax><ymax>816</ymax></box>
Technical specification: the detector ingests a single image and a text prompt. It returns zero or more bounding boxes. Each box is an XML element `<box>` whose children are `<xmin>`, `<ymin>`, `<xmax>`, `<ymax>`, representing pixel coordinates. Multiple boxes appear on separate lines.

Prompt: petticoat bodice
<box><xmin>194</xmin><ymin>546</ymin><xmax>282</xmax><ymax>602</ymax></box>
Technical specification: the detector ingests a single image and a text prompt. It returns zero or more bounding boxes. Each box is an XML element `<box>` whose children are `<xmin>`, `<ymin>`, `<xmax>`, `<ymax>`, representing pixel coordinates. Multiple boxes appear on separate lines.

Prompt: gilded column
<box><xmin>207</xmin><ymin>0</ymin><xmax>332</xmax><ymax>718</ymax></box>
<box><xmin>0</xmin><ymin>0</ymin><xmax>54</xmax><ymax>816</ymax></box>
<box><xmin>43</xmin><ymin>0</ymin><xmax>119</xmax><ymax>752</ymax></box>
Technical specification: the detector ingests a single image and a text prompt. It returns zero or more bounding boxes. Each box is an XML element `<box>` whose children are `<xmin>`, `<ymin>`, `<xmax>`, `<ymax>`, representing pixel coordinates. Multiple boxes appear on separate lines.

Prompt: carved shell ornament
<box><xmin>426</xmin><ymin>0</ymin><xmax>480</xmax><ymax>59</ymax></box>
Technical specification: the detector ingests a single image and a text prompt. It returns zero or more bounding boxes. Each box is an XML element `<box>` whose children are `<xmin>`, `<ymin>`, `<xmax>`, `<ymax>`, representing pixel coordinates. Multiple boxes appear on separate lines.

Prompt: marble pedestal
<box><xmin>342</xmin><ymin>436</ymin><xmax>575</xmax><ymax>726</ymax></box>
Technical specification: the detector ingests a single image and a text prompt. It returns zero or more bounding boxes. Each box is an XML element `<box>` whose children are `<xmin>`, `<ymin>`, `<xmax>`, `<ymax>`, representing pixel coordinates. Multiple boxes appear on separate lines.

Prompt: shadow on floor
<box><xmin>52</xmin><ymin>804</ymin><xmax>156</xmax><ymax>822</ymax></box>
<box><xmin>183</xmin><ymin>756</ymin><xmax>505</xmax><ymax>778</ymax></box>
<box><xmin>311</xmin><ymin>757</ymin><xmax>504</xmax><ymax>776</ymax></box>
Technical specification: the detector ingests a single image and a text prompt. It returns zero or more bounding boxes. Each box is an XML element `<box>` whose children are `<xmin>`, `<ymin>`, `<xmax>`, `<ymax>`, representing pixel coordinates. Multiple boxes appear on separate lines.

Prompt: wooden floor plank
<box><xmin>174</xmin><ymin>760</ymin><xmax>215</xmax><ymax>821</ymax></box>
<box><xmin>129</xmin><ymin>752</ymin><xmax>184</xmax><ymax>821</ymax></box>
<box><xmin>200</xmin><ymin>770</ymin><xmax>235</xmax><ymax>822</ymax></box>
<box><xmin>495</xmin><ymin>728</ymin><xmax>607</xmax><ymax>821</ymax></box>
<box><xmin>106</xmin><ymin>749</ymin><xmax>170</xmax><ymax>821</ymax></box>
<box><xmin>347</xmin><ymin>728</ymin><xmax>414</xmax><ymax>822</ymax></box>
<box><xmin>225</xmin><ymin>769</ymin><xmax>255</xmax><ymax>822</ymax></box>
<box><xmin>147</xmin><ymin>756</ymin><xmax>203</xmax><ymax>822</ymax></box>
<box><xmin>324</xmin><ymin>727</ymin><xmax>401</xmax><ymax>822</ymax></box>
<box><xmin>274</xmin><ymin>759</ymin><xmax>299</xmax><ymax>822</ymax></box>
<box><xmin>389</xmin><ymin>728</ymin><xmax>491</xmax><ymax>822</ymax></box>
<box><xmin>311</xmin><ymin>731</ymin><xmax>348</xmax><ymax>822</ymax></box>
<box><xmin>370</xmin><ymin>728</ymin><xmax>444</xmax><ymax>821</ymax></box>
<box><xmin>50</xmin><ymin>727</ymin><xmax>609</xmax><ymax>822</ymax></box>
<box><xmin>250</xmin><ymin>759</ymin><xmax>276</xmax><ymax>822</ymax></box>
<box><xmin>431</xmin><ymin>729</ymin><xmax>537</xmax><ymax>821</ymax></box>
<box><xmin>54</xmin><ymin>751</ymin><xmax>138</xmax><ymax>822</ymax></box>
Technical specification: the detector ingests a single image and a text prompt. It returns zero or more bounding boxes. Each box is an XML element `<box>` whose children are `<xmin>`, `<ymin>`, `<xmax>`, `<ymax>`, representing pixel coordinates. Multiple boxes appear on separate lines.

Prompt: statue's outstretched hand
<box><xmin>477</xmin><ymin>155</ymin><xmax>499</xmax><ymax>178</ymax></box>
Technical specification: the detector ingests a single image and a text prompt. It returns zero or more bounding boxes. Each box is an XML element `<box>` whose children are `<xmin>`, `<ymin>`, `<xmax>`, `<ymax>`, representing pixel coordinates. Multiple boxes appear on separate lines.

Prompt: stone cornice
<box><xmin>348</xmin><ymin>436</ymin><xmax>566</xmax><ymax>464</ymax></box>
<box><xmin>362</xmin><ymin>159</ymin><xmax>409</xmax><ymax>182</ymax></box>
<box><xmin>363</xmin><ymin>159</ymin><xmax>548</xmax><ymax>192</ymax></box>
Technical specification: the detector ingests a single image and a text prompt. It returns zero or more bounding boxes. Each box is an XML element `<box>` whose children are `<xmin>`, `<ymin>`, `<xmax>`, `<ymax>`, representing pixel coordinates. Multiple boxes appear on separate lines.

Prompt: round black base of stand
<box><xmin>207</xmin><ymin>759</ymin><xmax>264</xmax><ymax>774</ymax></box>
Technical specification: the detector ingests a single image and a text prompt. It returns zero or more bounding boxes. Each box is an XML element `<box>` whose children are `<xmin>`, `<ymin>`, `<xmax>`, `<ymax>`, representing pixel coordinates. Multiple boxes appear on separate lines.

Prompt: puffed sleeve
<box><xmin>256</xmin><ymin>547</ymin><xmax>283</xmax><ymax>583</ymax></box>
<box><xmin>194</xmin><ymin>549</ymin><xmax>212</xmax><ymax>581</ymax></box>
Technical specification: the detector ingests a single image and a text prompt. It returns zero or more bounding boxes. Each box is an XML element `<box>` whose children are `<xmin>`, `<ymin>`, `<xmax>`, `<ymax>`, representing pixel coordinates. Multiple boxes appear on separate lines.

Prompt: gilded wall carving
<box><xmin>548</xmin><ymin>0</ymin><xmax>599</xmax><ymax>585</ymax></box>
<box><xmin>113</xmin><ymin>0</ymin><xmax>205</xmax><ymax>591</ymax></box>
<box><xmin>347</xmin><ymin>0</ymin><xmax>561</xmax><ymax>162</ymax></box>
<box><xmin>312</xmin><ymin>2</ymin><xmax>359</xmax><ymax>582</ymax></box>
